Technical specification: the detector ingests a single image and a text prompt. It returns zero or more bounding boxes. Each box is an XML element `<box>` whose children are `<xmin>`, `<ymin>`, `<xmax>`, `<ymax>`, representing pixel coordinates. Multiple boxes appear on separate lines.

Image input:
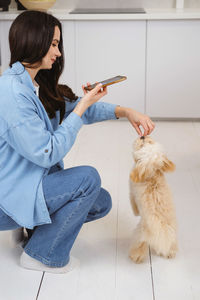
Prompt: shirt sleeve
<box><xmin>64</xmin><ymin>97</ymin><xmax>118</xmax><ymax>124</ymax></box>
<box><xmin>3</xmin><ymin>93</ymin><xmax>83</xmax><ymax>169</ymax></box>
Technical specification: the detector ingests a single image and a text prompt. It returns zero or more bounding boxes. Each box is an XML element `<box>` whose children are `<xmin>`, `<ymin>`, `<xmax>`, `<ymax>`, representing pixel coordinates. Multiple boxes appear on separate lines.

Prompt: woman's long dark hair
<box><xmin>9</xmin><ymin>10</ymin><xmax>78</xmax><ymax>124</ymax></box>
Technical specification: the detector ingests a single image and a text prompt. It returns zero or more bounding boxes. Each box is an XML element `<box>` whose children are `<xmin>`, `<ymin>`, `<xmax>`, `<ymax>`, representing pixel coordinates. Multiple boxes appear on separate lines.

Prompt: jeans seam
<box><xmin>25</xmin><ymin>191</ymin><xmax>90</xmax><ymax>267</ymax></box>
<box><xmin>45</xmin><ymin>189</ymin><xmax>85</xmax><ymax>202</ymax></box>
<box><xmin>46</xmin><ymin>192</ymin><xmax>87</xmax><ymax>259</ymax></box>
<box><xmin>24</xmin><ymin>187</ymin><xmax>110</xmax><ymax>267</ymax></box>
<box><xmin>26</xmin><ymin>167</ymin><xmax>101</xmax><ymax>266</ymax></box>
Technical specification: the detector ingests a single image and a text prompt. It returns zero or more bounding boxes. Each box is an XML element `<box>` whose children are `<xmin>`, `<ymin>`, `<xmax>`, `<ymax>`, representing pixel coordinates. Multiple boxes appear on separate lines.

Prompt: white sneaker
<box><xmin>20</xmin><ymin>251</ymin><xmax>80</xmax><ymax>274</ymax></box>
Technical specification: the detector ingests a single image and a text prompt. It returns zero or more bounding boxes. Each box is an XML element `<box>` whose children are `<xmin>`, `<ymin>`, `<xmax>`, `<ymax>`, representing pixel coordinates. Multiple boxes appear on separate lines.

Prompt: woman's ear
<box><xmin>161</xmin><ymin>156</ymin><xmax>175</xmax><ymax>172</ymax></box>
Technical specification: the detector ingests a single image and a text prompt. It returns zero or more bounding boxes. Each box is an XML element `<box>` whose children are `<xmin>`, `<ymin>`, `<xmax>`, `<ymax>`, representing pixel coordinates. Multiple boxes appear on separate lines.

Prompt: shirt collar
<box><xmin>9</xmin><ymin>61</ymin><xmax>37</xmax><ymax>94</ymax></box>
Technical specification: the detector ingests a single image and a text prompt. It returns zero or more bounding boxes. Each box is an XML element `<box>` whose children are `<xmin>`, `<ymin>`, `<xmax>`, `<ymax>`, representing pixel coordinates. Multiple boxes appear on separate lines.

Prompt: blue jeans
<box><xmin>0</xmin><ymin>165</ymin><xmax>112</xmax><ymax>267</ymax></box>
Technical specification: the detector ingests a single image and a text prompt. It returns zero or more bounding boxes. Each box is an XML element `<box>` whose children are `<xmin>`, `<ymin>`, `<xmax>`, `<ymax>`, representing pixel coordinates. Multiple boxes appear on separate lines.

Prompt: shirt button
<box><xmin>45</xmin><ymin>149</ymin><xmax>48</xmax><ymax>153</ymax></box>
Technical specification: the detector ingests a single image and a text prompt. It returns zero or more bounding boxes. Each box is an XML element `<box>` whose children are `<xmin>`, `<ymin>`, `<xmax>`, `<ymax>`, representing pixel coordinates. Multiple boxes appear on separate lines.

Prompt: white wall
<box><xmin>9</xmin><ymin>0</ymin><xmax>200</xmax><ymax>10</ymax></box>
<box><xmin>185</xmin><ymin>0</ymin><xmax>200</xmax><ymax>8</ymax></box>
<box><xmin>53</xmin><ymin>0</ymin><xmax>175</xmax><ymax>9</ymax></box>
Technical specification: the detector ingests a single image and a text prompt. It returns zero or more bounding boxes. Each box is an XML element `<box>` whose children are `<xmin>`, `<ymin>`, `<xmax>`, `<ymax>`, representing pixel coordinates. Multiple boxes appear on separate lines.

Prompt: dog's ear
<box><xmin>161</xmin><ymin>156</ymin><xmax>175</xmax><ymax>172</ymax></box>
<box><xmin>130</xmin><ymin>166</ymin><xmax>151</xmax><ymax>183</ymax></box>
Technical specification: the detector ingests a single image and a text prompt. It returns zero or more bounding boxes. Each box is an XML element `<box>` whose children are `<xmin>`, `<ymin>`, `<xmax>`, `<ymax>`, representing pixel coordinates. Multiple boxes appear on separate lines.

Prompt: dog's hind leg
<box><xmin>167</xmin><ymin>242</ymin><xmax>178</xmax><ymax>259</ymax></box>
<box><xmin>129</xmin><ymin>222</ymin><xmax>149</xmax><ymax>263</ymax></box>
<box><xmin>149</xmin><ymin>223</ymin><xmax>178</xmax><ymax>259</ymax></box>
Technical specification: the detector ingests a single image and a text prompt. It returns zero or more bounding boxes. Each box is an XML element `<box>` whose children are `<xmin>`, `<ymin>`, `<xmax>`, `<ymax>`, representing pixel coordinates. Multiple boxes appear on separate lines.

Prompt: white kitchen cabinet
<box><xmin>1</xmin><ymin>17</ymin><xmax>200</xmax><ymax>119</ymax></box>
<box><xmin>146</xmin><ymin>20</ymin><xmax>200</xmax><ymax>118</ymax></box>
<box><xmin>0</xmin><ymin>20</ymin><xmax>12</xmax><ymax>73</ymax></box>
<box><xmin>74</xmin><ymin>20</ymin><xmax>146</xmax><ymax>112</ymax></box>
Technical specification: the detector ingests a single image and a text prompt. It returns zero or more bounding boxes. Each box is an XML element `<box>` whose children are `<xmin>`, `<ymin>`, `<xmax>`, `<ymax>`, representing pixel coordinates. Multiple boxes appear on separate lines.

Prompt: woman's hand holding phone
<box><xmin>73</xmin><ymin>82</ymin><xmax>107</xmax><ymax>117</ymax></box>
<box><xmin>82</xmin><ymin>82</ymin><xmax>107</xmax><ymax>105</ymax></box>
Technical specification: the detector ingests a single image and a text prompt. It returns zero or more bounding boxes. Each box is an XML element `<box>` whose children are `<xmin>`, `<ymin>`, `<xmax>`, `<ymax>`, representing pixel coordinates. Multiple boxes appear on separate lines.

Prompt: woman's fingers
<box><xmin>126</xmin><ymin>108</ymin><xmax>155</xmax><ymax>136</ymax></box>
<box><xmin>82</xmin><ymin>81</ymin><xmax>108</xmax><ymax>96</ymax></box>
<box><xmin>90</xmin><ymin>83</ymin><xmax>103</xmax><ymax>95</ymax></box>
<box><xmin>133</xmin><ymin>120</ymin><xmax>154</xmax><ymax>137</ymax></box>
<box><xmin>147</xmin><ymin>120</ymin><xmax>155</xmax><ymax>135</ymax></box>
<box><xmin>140</xmin><ymin>117</ymin><xmax>155</xmax><ymax>136</ymax></box>
<box><xmin>82</xmin><ymin>85</ymin><xmax>87</xmax><ymax>95</ymax></box>
<box><xmin>102</xmin><ymin>86</ymin><xmax>107</xmax><ymax>94</ymax></box>
<box><xmin>82</xmin><ymin>82</ymin><xmax>92</xmax><ymax>94</ymax></box>
<box><xmin>133</xmin><ymin>123</ymin><xmax>143</xmax><ymax>136</ymax></box>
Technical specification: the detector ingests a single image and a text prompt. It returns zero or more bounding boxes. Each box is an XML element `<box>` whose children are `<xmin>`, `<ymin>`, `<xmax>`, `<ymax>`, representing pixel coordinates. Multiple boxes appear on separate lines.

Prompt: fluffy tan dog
<box><xmin>129</xmin><ymin>136</ymin><xmax>178</xmax><ymax>263</ymax></box>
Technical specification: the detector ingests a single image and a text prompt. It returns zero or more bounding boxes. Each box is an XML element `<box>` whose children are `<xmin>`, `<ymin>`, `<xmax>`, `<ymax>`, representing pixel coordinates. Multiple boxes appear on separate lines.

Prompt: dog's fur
<box><xmin>129</xmin><ymin>136</ymin><xmax>178</xmax><ymax>263</ymax></box>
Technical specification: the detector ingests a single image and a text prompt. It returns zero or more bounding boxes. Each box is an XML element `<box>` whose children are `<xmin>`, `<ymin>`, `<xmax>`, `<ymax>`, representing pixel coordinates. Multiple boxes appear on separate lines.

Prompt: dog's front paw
<box><xmin>167</xmin><ymin>252</ymin><xmax>176</xmax><ymax>259</ymax></box>
<box><xmin>129</xmin><ymin>242</ymin><xmax>148</xmax><ymax>264</ymax></box>
<box><xmin>129</xmin><ymin>251</ymin><xmax>145</xmax><ymax>264</ymax></box>
<box><xmin>167</xmin><ymin>243</ymin><xmax>178</xmax><ymax>259</ymax></box>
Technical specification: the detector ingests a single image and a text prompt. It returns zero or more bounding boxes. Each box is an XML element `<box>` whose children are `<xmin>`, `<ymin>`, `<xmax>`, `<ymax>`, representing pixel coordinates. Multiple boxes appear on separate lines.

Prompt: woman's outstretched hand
<box><xmin>73</xmin><ymin>82</ymin><xmax>107</xmax><ymax>117</ymax></box>
<box><xmin>115</xmin><ymin>106</ymin><xmax>155</xmax><ymax>136</ymax></box>
<box><xmin>73</xmin><ymin>84</ymin><xmax>155</xmax><ymax>136</ymax></box>
<box><xmin>126</xmin><ymin>108</ymin><xmax>155</xmax><ymax>136</ymax></box>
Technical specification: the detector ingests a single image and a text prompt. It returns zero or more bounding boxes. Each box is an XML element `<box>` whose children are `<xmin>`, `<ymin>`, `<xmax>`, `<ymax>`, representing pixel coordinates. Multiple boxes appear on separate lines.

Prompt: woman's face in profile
<box><xmin>42</xmin><ymin>25</ymin><xmax>61</xmax><ymax>69</ymax></box>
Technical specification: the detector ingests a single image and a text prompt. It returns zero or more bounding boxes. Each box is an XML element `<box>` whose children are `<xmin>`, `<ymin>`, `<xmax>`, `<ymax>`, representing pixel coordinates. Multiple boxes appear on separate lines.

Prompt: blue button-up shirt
<box><xmin>0</xmin><ymin>62</ymin><xmax>117</xmax><ymax>229</ymax></box>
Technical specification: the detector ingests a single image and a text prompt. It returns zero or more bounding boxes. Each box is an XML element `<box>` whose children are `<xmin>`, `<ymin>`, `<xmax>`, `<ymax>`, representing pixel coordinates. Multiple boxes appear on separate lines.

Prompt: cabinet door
<box><xmin>75</xmin><ymin>20</ymin><xmax>146</xmax><ymax>112</ymax></box>
<box><xmin>146</xmin><ymin>20</ymin><xmax>200</xmax><ymax>118</ymax></box>
<box><xmin>0</xmin><ymin>21</ymin><xmax>12</xmax><ymax>73</ymax></box>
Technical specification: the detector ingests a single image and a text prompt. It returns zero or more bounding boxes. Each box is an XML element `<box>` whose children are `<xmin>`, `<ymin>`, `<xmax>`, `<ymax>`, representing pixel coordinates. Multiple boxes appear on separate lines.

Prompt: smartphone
<box><xmin>84</xmin><ymin>75</ymin><xmax>127</xmax><ymax>91</ymax></box>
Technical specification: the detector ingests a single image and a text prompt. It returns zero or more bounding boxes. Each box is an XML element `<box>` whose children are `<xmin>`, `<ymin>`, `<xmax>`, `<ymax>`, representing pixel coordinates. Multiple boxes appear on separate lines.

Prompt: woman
<box><xmin>0</xmin><ymin>10</ymin><xmax>155</xmax><ymax>273</ymax></box>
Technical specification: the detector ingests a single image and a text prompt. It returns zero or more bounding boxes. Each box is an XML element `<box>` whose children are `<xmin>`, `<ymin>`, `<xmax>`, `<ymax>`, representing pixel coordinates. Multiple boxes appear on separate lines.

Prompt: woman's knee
<box><xmin>85</xmin><ymin>188</ymin><xmax>112</xmax><ymax>222</ymax></box>
<box><xmin>81</xmin><ymin>166</ymin><xmax>101</xmax><ymax>193</ymax></box>
<box><xmin>100</xmin><ymin>188</ymin><xmax>112</xmax><ymax>214</ymax></box>
<box><xmin>92</xmin><ymin>188</ymin><xmax>112</xmax><ymax>214</ymax></box>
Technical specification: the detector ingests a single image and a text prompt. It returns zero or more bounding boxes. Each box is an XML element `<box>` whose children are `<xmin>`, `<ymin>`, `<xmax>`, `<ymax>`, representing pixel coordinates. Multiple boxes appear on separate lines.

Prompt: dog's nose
<box><xmin>140</xmin><ymin>136</ymin><xmax>145</xmax><ymax>140</ymax></box>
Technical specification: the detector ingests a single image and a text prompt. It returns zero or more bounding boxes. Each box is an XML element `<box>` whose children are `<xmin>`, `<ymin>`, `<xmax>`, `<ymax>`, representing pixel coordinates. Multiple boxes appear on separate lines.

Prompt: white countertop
<box><xmin>1</xmin><ymin>8</ymin><xmax>200</xmax><ymax>20</ymax></box>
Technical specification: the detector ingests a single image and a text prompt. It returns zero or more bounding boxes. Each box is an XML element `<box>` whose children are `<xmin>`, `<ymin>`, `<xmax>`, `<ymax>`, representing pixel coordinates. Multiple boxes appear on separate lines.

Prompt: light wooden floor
<box><xmin>0</xmin><ymin>120</ymin><xmax>200</xmax><ymax>300</ymax></box>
